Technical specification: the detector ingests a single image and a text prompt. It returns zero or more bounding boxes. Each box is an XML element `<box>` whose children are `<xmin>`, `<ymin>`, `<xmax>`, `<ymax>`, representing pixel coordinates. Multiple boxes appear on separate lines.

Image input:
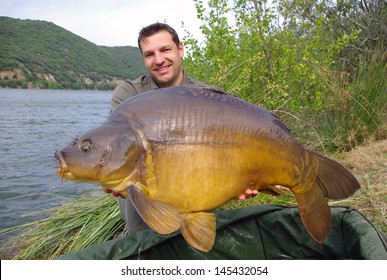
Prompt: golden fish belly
<box><xmin>146</xmin><ymin>141</ymin><xmax>306</xmax><ymax>212</ymax></box>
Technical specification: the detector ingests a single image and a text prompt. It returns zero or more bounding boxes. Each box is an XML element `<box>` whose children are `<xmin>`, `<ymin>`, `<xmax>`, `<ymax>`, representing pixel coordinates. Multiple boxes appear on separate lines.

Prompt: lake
<box><xmin>0</xmin><ymin>88</ymin><xmax>112</xmax><ymax>242</ymax></box>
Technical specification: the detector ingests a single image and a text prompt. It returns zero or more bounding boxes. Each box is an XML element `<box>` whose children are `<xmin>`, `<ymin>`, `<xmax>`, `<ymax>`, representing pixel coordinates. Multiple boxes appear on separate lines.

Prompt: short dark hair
<box><xmin>137</xmin><ymin>23</ymin><xmax>180</xmax><ymax>50</ymax></box>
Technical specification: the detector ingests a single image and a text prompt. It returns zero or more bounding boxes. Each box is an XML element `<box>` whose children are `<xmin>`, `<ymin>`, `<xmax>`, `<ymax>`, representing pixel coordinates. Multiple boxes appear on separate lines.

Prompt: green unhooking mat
<box><xmin>58</xmin><ymin>205</ymin><xmax>387</xmax><ymax>260</ymax></box>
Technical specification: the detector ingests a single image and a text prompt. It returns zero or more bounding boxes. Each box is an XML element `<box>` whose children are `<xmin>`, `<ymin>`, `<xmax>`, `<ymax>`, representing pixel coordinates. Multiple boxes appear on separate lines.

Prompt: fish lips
<box><xmin>54</xmin><ymin>150</ymin><xmax>70</xmax><ymax>181</ymax></box>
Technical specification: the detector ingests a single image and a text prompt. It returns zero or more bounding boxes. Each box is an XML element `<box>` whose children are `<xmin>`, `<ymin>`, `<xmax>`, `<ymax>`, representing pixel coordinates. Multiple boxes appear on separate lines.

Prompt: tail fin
<box><xmin>314</xmin><ymin>152</ymin><xmax>361</xmax><ymax>199</ymax></box>
<box><xmin>293</xmin><ymin>185</ymin><xmax>332</xmax><ymax>243</ymax></box>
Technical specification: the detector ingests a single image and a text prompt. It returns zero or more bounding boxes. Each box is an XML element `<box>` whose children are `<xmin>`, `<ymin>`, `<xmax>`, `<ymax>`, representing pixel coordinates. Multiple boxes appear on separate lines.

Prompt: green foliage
<box><xmin>316</xmin><ymin>51</ymin><xmax>387</xmax><ymax>152</ymax></box>
<box><xmin>183</xmin><ymin>0</ymin><xmax>386</xmax><ymax>152</ymax></box>
<box><xmin>0</xmin><ymin>17</ymin><xmax>146</xmax><ymax>89</ymax></box>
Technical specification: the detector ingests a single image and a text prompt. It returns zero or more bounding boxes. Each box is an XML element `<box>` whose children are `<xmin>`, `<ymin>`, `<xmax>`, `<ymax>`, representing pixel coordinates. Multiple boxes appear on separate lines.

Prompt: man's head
<box><xmin>137</xmin><ymin>23</ymin><xmax>184</xmax><ymax>88</ymax></box>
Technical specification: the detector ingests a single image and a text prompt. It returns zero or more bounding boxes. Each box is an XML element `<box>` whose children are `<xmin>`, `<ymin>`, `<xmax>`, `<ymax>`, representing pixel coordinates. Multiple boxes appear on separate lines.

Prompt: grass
<box><xmin>329</xmin><ymin>138</ymin><xmax>387</xmax><ymax>232</ymax></box>
<box><xmin>0</xmin><ymin>193</ymin><xmax>127</xmax><ymax>259</ymax></box>
<box><xmin>313</xmin><ymin>52</ymin><xmax>386</xmax><ymax>153</ymax></box>
<box><xmin>0</xmin><ymin>139</ymin><xmax>385</xmax><ymax>260</ymax></box>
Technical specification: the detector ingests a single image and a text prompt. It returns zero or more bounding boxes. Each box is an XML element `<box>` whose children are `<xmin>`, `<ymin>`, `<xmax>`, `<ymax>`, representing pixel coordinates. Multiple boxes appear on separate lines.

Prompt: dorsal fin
<box><xmin>128</xmin><ymin>185</ymin><xmax>181</xmax><ymax>234</ymax></box>
<box><xmin>180</xmin><ymin>212</ymin><xmax>216</xmax><ymax>252</ymax></box>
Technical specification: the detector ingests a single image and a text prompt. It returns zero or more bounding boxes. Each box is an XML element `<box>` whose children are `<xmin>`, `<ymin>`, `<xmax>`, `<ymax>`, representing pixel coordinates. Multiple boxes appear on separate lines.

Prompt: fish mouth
<box><xmin>55</xmin><ymin>151</ymin><xmax>69</xmax><ymax>182</ymax></box>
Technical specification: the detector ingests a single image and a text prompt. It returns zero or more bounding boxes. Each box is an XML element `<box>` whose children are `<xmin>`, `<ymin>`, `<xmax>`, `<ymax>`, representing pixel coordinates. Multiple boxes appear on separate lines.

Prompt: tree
<box><xmin>184</xmin><ymin>0</ymin><xmax>358</xmax><ymax>114</ymax></box>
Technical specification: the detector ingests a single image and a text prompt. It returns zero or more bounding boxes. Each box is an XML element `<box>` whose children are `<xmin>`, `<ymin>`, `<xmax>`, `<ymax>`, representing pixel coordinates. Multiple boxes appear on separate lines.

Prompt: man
<box><xmin>106</xmin><ymin>23</ymin><xmax>209</xmax><ymax>233</ymax></box>
<box><xmin>110</xmin><ymin>22</ymin><xmax>208</xmax><ymax>111</ymax></box>
<box><xmin>106</xmin><ymin>22</ymin><xmax>257</xmax><ymax>233</ymax></box>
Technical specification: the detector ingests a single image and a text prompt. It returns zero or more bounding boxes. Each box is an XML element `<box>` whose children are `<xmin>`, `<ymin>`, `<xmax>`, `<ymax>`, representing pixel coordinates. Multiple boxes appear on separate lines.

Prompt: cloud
<box><xmin>1</xmin><ymin>0</ymin><xmax>204</xmax><ymax>46</ymax></box>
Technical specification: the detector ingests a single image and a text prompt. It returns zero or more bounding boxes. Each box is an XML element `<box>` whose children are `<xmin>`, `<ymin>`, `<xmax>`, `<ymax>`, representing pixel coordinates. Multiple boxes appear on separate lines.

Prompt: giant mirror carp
<box><xmin>55</xmin><ymin>85</ymin><xmax>360</xmax><ymax>252</ymax></box>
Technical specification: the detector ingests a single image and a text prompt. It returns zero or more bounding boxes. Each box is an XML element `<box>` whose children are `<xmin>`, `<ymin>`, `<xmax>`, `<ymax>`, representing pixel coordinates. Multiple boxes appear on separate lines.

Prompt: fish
<box><xmin>55</xmin><ymin>85</ymin><xmax>360</xmax><ymax>252</ymax></box>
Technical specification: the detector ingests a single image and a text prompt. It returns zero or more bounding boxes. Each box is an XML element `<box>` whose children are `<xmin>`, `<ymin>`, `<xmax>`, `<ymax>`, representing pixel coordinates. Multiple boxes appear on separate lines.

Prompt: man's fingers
<box><xmin>102</xmin><ymin>187</ymin><xmax>124</xmax><ymax>198</ymax></box>
<box><xmin>111</xmin><ymin>191</ymin><xmax>121</xmax><ymax>197</ymax></box>
<box><xmin>237</xmin><ymin>189</ymin><xmax>259</xmax><ymax>200</ymax></box>
<box><xmin>237</xmin><ymin>194</ymin><xmax>246</xmax><ymax>200</ymax></box>
<box><xmin>103</xmin><ymin>187</ymin><xmax>112</xmax><ymax>194</ymax></box>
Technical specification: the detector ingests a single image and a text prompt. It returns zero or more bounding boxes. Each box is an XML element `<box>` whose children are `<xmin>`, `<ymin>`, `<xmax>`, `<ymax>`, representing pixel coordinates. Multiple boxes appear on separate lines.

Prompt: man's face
<box><xmin>140</xmin><ymin>31</ymin><xmax>184</xmax><ymax>88</ymax></box>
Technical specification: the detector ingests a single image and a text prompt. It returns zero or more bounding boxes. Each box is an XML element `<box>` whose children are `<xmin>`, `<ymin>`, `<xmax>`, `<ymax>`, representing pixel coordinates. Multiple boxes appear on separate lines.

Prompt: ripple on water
<box><xmin>0</xmin><ymin>88</ymin><xmax>111</xmax><ymax>238</ymax></box>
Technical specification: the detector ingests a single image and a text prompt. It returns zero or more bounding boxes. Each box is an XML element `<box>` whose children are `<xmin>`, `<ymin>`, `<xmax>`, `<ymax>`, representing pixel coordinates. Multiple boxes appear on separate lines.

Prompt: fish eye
<box><xmin>79</xmin><ymin>139</ymin><xmax>93</xmax><ymax>153</ymax></box>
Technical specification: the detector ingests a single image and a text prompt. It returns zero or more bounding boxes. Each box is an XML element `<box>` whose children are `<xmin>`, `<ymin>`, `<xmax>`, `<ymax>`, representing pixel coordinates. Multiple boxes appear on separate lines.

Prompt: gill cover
<box><xmin>57</xmin><ymin>122</ymin><xmax>141</xmax><ymax>186</ymax></box>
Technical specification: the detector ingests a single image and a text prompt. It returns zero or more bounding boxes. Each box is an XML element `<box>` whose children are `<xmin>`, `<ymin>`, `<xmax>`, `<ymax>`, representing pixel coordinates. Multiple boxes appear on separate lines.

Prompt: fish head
<box><xmin>55</xmin><ymin>123</ymin><xmax>141</xmax><ymax>190</ymax></box>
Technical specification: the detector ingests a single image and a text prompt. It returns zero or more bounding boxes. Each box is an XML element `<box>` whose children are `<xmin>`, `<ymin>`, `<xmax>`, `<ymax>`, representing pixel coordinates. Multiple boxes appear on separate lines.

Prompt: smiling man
<box><xmin>140</xmin><ymin>26</ymin><xmax>184</xmax><ymax>88</ymax></box>
<box><xmin>110</xmin><ymin>22</ymin><xmax>207</xmax><ymax>111</ymax></box>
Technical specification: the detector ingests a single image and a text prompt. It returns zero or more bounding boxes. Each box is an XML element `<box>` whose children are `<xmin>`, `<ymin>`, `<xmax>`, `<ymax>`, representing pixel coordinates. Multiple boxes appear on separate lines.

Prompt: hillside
<box><xmin>0</xmin><ymin>16</ymin><xmax>146</xmax><ymax>90</ymax></box>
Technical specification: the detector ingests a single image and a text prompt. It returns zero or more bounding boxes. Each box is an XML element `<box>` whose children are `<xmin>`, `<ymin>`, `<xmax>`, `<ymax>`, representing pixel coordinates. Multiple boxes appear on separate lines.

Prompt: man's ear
<box><xmin>178</xmin><ymin>42</ymin><xmax>184</xmax><ymax>58</ymax></box>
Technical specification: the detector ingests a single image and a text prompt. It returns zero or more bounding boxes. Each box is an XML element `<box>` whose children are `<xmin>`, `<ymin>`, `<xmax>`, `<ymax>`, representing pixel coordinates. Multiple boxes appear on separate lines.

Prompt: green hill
<box><xmin>0</xmin><ymin>16</ymin><xmax>146</xmax><ymax>90</ymax></box>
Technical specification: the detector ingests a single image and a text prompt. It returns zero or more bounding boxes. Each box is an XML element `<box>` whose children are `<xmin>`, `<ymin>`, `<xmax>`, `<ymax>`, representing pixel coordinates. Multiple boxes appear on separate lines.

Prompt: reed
<box><xmin>0</xmin><ymin>192</ymin><xmax>126</xmax><ymax>259</ymax></box>
<box><xmin>311</xmin><ymin>52</ymin><xmax>386</xmax><ymax>152</ymax></box>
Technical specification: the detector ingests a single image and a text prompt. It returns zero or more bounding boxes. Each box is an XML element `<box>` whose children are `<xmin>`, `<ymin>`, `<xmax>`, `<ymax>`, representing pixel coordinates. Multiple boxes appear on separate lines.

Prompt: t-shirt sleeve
<box><xmin>111</xmin><ymin>82</ymin><xmax>138</xmax><ymax>111</ymax></box>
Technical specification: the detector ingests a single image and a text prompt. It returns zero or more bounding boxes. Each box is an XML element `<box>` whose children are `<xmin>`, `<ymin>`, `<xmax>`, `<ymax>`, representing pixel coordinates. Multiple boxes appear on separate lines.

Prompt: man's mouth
<box><xmin>155</xmin><ymin>65</ymin><xmax>170</xmax><ymax>73</ymax></box>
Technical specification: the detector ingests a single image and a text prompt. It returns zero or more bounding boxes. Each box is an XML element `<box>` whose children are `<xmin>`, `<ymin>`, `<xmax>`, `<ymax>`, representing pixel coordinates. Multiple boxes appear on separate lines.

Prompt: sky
<box><xmin>0</xmin><ymin>0</ymin><xmax>205</xmax><ymax>47</ymax></box>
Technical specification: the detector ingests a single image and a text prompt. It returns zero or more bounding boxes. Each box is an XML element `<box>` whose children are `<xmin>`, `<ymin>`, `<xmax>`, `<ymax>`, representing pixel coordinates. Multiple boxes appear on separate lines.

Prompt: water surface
<box><xmin>0</xmin><ymin>88</ymin><xmax>112</xmax><ymax>241</ymax></box>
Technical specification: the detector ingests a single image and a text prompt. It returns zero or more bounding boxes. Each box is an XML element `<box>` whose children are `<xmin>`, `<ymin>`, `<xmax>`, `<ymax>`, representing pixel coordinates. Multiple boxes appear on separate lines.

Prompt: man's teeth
<box><xmin>158</xmin><ymin>66</ymin><xmax>168</xmax><ymax>71</ymax></box>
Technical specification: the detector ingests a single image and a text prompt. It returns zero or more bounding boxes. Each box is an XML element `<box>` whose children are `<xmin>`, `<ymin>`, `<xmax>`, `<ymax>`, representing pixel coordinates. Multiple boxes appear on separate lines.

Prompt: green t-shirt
<box><xmin>110</xmin><ymin>72</ymin><xmax>208</xmax><ymax>111</ymax></box>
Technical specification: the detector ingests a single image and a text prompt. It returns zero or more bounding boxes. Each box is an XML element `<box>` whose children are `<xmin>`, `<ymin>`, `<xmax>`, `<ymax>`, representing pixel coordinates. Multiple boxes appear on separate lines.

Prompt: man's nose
<box><xmin>154</xmin><ymin>52</ymin><xmax>165</xmax><ymax>65</ymax></box>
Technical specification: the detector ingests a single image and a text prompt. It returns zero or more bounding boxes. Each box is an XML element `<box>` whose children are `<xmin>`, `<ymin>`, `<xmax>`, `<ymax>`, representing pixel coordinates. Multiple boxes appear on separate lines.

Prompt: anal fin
<box><xmin>128</xmin><ymin>185</ymin><xmax>181</xmax><ymax>235</ymax></box>
<box><xmin>293</xmin><ymin>184</ymin><xmax>332</xmax><ymax>243</ymax></box>
<box><xmin>181</xmin><ymin>212</ymin><xmax>216</xmax><ymax>252</ymax></box>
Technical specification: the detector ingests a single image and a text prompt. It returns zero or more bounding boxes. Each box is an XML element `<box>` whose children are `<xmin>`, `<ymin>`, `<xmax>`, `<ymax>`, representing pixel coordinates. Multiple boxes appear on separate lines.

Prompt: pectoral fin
<box><xmin>128</xmin><ymin>185</ymin><xmax>181</xmax><ymax>234</ymax></box>
<box><xmin>181</xmin><ymin>212</ymin><xmax>216</xmax><ymax>252</ymax></box>
<box><xmin>293</xmin><ymin>184</ymin><xmax>332</xmax><ymax>243</ymax></box>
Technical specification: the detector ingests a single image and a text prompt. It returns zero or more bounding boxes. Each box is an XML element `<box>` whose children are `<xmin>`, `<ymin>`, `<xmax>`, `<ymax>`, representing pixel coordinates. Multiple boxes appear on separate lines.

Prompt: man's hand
<box><xmin>102</xmin><ymin>187</ymin><xmax>125</xmax><ymax>198</ymax></box>
<box><xmin>237</xmin><ymin>189</ymin><xmax>259</xmax><ymax>200</ymax></box>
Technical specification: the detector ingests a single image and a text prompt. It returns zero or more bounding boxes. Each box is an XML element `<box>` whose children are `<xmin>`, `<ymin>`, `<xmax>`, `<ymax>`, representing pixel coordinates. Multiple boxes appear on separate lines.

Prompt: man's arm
<box><xmin>111</xmin><ymin>81</ymin><xmax>138</xmax><ymax>111</ymax></box>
